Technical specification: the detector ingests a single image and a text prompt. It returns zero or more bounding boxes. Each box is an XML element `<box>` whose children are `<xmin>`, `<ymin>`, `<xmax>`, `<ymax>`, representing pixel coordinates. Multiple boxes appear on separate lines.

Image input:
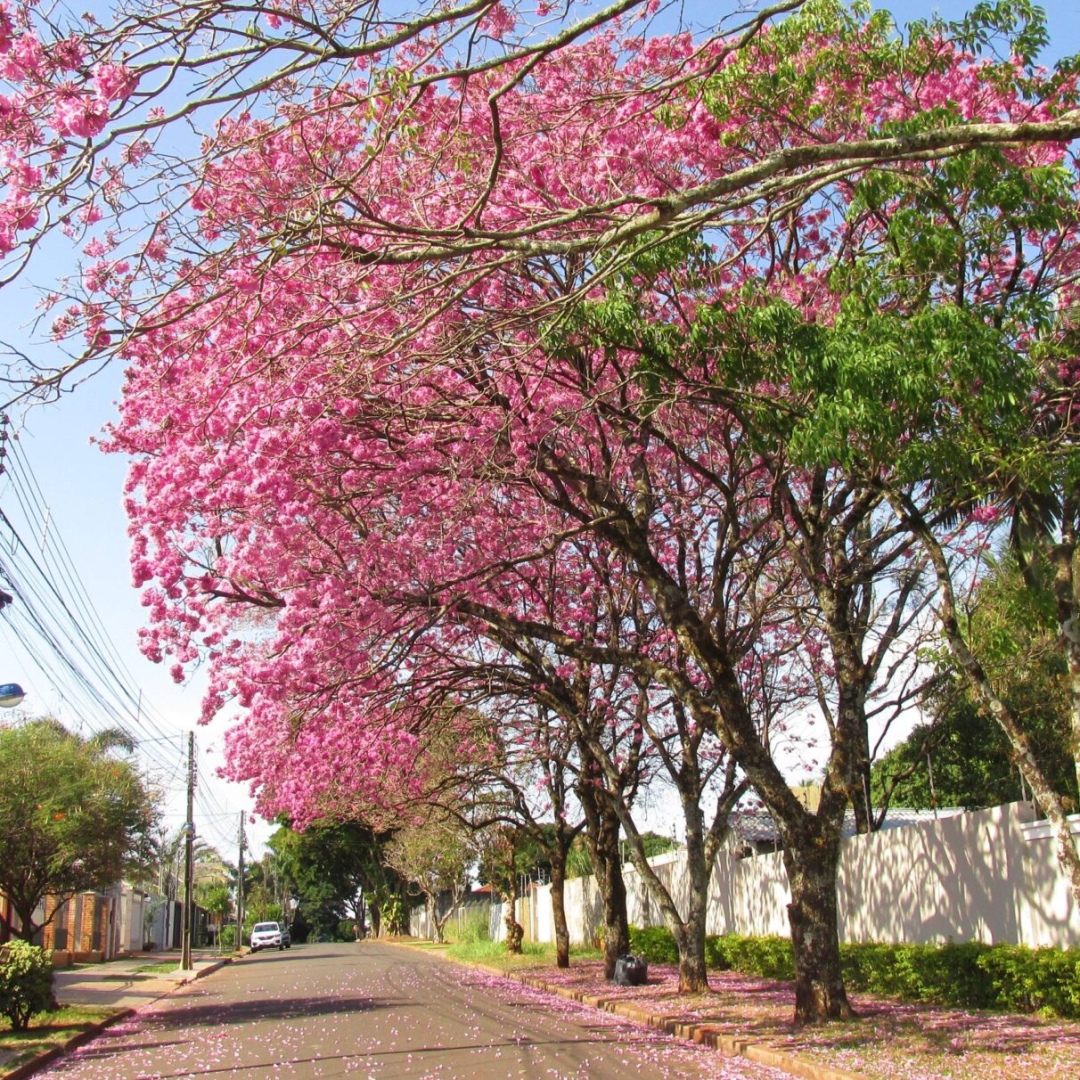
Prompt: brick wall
<box><xmin>41</xmin><ymin>892</ymin><xmax>111</xmax><ymax>958</ymax></box>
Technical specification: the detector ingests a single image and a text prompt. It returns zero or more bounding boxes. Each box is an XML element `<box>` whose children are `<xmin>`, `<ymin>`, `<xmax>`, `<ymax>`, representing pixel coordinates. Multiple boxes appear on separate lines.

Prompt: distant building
<box><xmin>730</xmin><ymin>806</ymin><xmax>966</xmax><ymax>857</ymax></box>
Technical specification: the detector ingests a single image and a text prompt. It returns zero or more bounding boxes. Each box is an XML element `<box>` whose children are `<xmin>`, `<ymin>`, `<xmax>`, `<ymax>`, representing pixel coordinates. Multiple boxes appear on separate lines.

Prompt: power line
<box><xmin>3</xmin><ymin>427</ymin><xmax>186</xmax><ymax>740</ymax></box>
<box><xmin>0</xmin><ymin>417</ymin><xmax>264</xmax><ymax>852</ymax></box>
<box><xmin>1</xmin><ymin>421</ymin><xmax>177</xmax><ymax>723</ymax></box>
<box><xmin>0</xmin><ymin>421</ymin><xmax>187</xmax><ymax>790</ymax></box>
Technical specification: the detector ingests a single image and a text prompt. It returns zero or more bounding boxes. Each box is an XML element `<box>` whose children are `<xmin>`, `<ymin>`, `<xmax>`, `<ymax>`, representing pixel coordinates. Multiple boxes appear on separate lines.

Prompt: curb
<box><xmin>458</xmin><ymin>957</ymin><xmax>870</xmax><ymax>1080</ymax></box>
<box><xmin>175</xmin><ymin>958</ymin><xmax>231</xmax><ymax>984</ymax></box>
<box><xmin>1</xmin><ymin>957</ymin><xmax>234</xmax><ymax>1080</ymax></box>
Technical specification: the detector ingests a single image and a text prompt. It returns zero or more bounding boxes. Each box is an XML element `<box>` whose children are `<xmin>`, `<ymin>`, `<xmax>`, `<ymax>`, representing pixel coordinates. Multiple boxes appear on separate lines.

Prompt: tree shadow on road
<box><xmin>154</xmin><ymin>992</ymin><xmax>409</xmax><ymax>1029</ymax></box>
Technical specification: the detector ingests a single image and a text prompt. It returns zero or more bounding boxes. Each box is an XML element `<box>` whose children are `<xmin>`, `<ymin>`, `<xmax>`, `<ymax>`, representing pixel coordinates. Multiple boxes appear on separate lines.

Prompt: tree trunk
<box><xmin>672</xmin><ymin>918</ymin><xmax>709</xmax><ymax>994</ymax></box>
<box><xmin>369</xmin><ymin>901</ymin><xmax>381</xmax><ymax>940</ymax></box>
<box><xmin>674</xmin><ymin>807</ymin><xmax>712</xmax><ymax>994</ymax></box>
<box><xmin>600</xmin><ymin>876</ymin><xmax>629</xmax><ymax>979</ymax></box>
<box><xmin>434</xmin><ymin>885</ymin><xmax>465</xmax><ymax>945</ymax></box>
<box><xmin>849</xmin><ymin>723</ymin><xmax>874</xmax><ymax>835</ymax></box>
<box><xmin>898</xmin><ymin>493</ymin><xmax>1080</xmax><ymax>906</ymax></box>
<box><xmin>502</xmin><ymin>877</ymin><xmax>524</xmax><ymax>954</ymax></box>
<box><xmin>617</xmin><ymin>787</ymin><xmax>714</xmax><ymax>993</ymax></box>
<box><xmin>782</xmin><ymin>828</ymin><xmax>854</xmax><ymax>1023</ymax></box>
<box><xmin>425</xmin><ymin>892</ymin><xmax>441</xmax><ymax>943</ymax></box>
<box><xmin>11</xmin><ymin>901</ymin><xmax>38</xmax><ymax>944</ymax></box>
<box><xmin>1049</xmin><ymin>512</ymin><xmax>1080</xmax><ymax>803</ymax></box>
<box><xmin>549</xmin><ymin>861</ymin><xmax>571</xmax><ymax>969</ymax></box>
<box><xmin>578</xmin><ymin>781</ymin><xmax>630</xmax><ymax>978</ymax></box>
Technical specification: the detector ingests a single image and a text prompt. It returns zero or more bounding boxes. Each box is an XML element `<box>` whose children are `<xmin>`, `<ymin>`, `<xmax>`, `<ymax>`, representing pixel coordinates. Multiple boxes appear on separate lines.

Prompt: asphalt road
<box><xmin>36</xmin><ymin>942</ymin><xmax>784</xmax><ymax>1080</ymax></box>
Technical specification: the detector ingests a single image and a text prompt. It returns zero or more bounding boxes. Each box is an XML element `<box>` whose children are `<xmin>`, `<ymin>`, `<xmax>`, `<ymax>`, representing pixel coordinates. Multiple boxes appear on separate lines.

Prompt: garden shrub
<box><xmin>622</xmin><ymin>924</ymin><xmax>1080</xmax><ymax>1017</ymax></box>
<box><xmin>975</xmin><ymin>944</ymin><xmax>1080</xmax><ymax>1017</ymax></box>
<box><xmin>628</xmin><ymin>925</ymin><xmax>679</xmax><ymax>964</ymax></box>
<box><xmin>840</xmin><ymin>941</ymin><xmax>994</xmax><ymax>1008</ymax></box>
<box><xmin>704</xmin><ymin>935</ymin><xmax>732</xmax><ymax>970</ymax></box>
<box><xmin>0</xmin><ymin>940</ymin><xmax>55</xmax><ymax>1031</ymax></box>
<box><xmin>837</xmin><ymin>939</ymin><xmax>1079</xmax><ymax>1017</ymax></box>
<box><xmin>714</xmin><ymin>935</ymin><xmax>797</xmax><ymax>981</ymax></box>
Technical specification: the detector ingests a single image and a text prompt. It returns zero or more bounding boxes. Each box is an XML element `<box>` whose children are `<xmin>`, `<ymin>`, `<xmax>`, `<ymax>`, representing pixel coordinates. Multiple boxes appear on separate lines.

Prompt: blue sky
<box><xmin>2</xmin><ymin>1</ymin><xmax>1079</xmax><ymax>856</ymax></box>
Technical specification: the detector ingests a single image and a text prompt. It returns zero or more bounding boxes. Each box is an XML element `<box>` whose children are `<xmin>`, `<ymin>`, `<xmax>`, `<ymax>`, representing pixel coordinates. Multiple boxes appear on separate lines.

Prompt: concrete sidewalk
<box><xmin>52</xmin><ymin>949</ymin><xmax>233</xmax><ymax>1011</ymax></box>
<box><xmin>1</xmin><ymin>950</ymin><xmax>237</xmax><ymax>1080</ymax></box>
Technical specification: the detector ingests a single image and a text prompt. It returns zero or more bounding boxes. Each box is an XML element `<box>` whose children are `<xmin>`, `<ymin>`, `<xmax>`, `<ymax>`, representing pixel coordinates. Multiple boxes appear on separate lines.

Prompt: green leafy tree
<box><xmin>268</xmin><ymin>820</ymin><xmax>402</xmax><ymax>941</ymax></box>
<box><xmin>476</xmin><ymin>825</ymin><xmax>554</xmax><ymax>955</ymax></box>
<box><xmin>382</xmin><ymin>819</ymin><xmax>474</xmax><ymax>943</ymax></box>
<box><xmin>873</xmin><ymin>554</ymin><xmax>1078</xmax><ymax>813</ymax></box>
<box><xmin>0</xmin><ymin>718</ymin><xmax>159</xmax><ymax>942</ymax></box>
<box><xmin>199</xmin><ymin>885</ymin><xmax>233</xmax><ymax>953</ymax></box>
<box><xmin>241</xmin><ymin>883</ymin><xmax>282</xmax><ymax>933</ymax></box>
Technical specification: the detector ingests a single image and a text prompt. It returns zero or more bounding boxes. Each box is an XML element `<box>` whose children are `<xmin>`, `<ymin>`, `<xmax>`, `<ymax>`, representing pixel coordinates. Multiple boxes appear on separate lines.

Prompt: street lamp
<box><xmin>0</xmin><ymin>682</ymin><xmax>25</xmax><ymax>708</ymax></box>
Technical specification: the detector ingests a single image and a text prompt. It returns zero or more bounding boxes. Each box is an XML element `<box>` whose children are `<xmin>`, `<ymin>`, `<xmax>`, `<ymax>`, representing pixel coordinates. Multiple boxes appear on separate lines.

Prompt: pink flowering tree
<box><xmin>16</xmin><ymin>0</ymin><xmax>1079</xmax><ymax>1022</ymax></box>
<box><xmin>3</xmin><ymin>1</ymin><xmax>1080</xmax><ymax>400</ymax></box>
<box><xmin>680</xmin><ymin>76</ymin><xmax>1080</xmax><ymax>903</ymax></box>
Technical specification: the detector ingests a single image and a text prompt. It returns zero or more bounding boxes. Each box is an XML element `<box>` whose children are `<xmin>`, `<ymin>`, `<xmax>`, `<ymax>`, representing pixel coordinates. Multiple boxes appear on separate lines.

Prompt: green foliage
<box><xmin>870</xmin><ymin>700</ymin><xmax>1070</xmax><ymax>812</ymax></box>
<box><xmin>564</xmin><ymin>837</ymin><xmax>593</xmax><ymax>880</ymax></box>
<box><xmin>945</xmin><ymin>0</ymin><xmax>1050</xmax><ymax>73</ymax></box>
<box><xmin>631</xmin><ymin>833</ymin><xmax>680</xmax><ymax>860</ymax></box>
<box><xmin>200</xmin><ymin>885</ymin><xmax>232</xmax><ymax>921</ymax></box>
<box><xmin>0</xmin><ymin>718</ymin><xmax>160</xmax><ymax>941</ymax></box>
<box><xmin>704</xmin><ymin>935</ymin><xmax>732</xmax><ymax>971</ymax></box>
<box><xmin>219</xmin><ymin>925</ymin><xmax>236</xmax><ymax>950</ymax></box>
<box><xmin>631</xmin><ymin>926</ymin><xmax>797</xmax><ymax>977</ymax></box>
<box><xmin>267</xmin><ymin>819</ymin><xmax>399</xmax><ymax>942</ymax></box>
<box><xmin>626</xmin><ymin>924</ymin><xmax>1080</xmax><ymax>1015</ymax></box>
<box><xmin>841</xmin><ymin>941</ymin><xmax>995</xmax><ymax>1008</ymax></box>
<box><xmin>628</xmin><ymin>926</ymin><xmax>1080</xmax><ymax>1017</ymax></box>
<box><xmin>445</xmin><ymin>938</ymin><xmax>551</xmax><ymax>965</ymax></box>
<box><xmin>975</xmin><ymin>945</ymin><xmax>1080</xmax><ymax>1015</ymax></box>
<box><xmin>872</xmin><ymin>552</ymin><xmax>1078</xmax><ymax>812</ymax></box>
<box><xmin>705</xmin><ymin>0</ymin><xmax>925</xmax><ymax>130</ymax></box>
<box><xmin>381</xmin><ymin>895</ymin><xmax>406</xmax><ymax>935</ymax></box>
<box><xmin>628</xmin><ymin>925</ymin><xmax>680</xmax><ymax>964</ymax></box>
<box><xmin>243</xmin><ymin>894</ymin><xmax>283</xmax><ymax>933</ymax></box>
<box><xmin>452</xmin><ymin>909</ymin><xmax>491</xmax><ymax>944</ymax></box>
<box><xmin>0</xmin><ymin>942</ymin><xmax>55</xmax><ymax>1031</ymax></box>
<box><xmin>712</xmin><ymin>935</ymin><xmax>798</xmax><ymax>981</ymax></box>
<box><xmin>838</xmin><ymin>940</ymin><xmax>1080</xmax><ymax>1017</ymax></box>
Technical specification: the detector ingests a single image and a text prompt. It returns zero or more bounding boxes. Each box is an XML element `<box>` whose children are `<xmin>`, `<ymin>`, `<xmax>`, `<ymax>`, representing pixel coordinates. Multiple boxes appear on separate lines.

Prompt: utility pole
<box><xmin>236</xmin><ymin>812</ymin><xmax>245</xmax><ymax>951</ymax></box>
<box><xmin>181</xmin><ymin>731</ymin><xmax>195</xmax><ymax>971</ymax></box>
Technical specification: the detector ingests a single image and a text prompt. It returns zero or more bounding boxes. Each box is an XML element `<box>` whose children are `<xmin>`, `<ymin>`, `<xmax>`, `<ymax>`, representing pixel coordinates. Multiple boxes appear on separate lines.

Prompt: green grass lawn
<box><xmin>0</xmin><ymin>1006</ymin><xmax>119</xmax><ymax>1078</ymax></box>
<box><xmin>133</xmin><ymin>961</ymin><xmax>183</xmax><ymax>974</ymax></box>
<box><xmin>444</xmin><ymin>939</ymin><xmax>603</xmax><ymax>969</ymax></box>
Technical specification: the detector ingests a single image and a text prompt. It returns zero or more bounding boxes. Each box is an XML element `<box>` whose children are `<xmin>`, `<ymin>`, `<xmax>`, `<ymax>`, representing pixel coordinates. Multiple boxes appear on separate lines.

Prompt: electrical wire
<box><xmin>0</xmin><ymin>418</ymin><xmax>251</xmax><ymax>846</ymax></box>
<box><xmin>1</xmin><ymin>422</ymin><xmax>183</xmax><ymax>745</ymax></box>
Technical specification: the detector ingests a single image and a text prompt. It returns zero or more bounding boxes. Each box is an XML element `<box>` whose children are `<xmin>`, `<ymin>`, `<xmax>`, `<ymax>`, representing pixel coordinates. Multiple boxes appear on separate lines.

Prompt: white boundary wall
<box><xmin>529</xmin><ymin>803</ymin><xmax>1080</xmax><ymax>949</ymax></box>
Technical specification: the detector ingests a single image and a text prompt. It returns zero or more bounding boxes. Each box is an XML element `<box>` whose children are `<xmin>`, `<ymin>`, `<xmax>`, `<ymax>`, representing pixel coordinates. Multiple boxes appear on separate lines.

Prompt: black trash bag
<box><xmin>613</xmin><ymin>953</ymin><xmax>648</xmax><ymax>986</ymax></box>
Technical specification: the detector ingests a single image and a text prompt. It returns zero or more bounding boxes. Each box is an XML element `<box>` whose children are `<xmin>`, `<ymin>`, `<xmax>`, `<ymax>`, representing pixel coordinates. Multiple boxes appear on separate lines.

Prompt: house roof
<box><xmin>729</xmin><ymin>806</ymin><xmax>965</xmax><ymax>846</ymax></box>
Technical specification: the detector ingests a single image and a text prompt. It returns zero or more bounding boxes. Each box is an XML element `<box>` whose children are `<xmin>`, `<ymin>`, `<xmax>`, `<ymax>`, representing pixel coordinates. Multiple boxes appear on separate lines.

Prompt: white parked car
<box><xmin>249</xmin><ymin>921</ymin><xmax>284</xmax><ymax>952</ymax></box>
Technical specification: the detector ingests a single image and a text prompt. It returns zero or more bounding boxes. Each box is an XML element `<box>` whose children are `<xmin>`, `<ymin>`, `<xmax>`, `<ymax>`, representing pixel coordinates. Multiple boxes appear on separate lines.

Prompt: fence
<box><xmin>491</xmin><ymin>802</ymin><xmax>1080</xmax><ymax>950</ymax></box>
<box><xmin>409</xmin><ymin>895</ymin><xmax>496</xmax><ymax>940</ymax></box>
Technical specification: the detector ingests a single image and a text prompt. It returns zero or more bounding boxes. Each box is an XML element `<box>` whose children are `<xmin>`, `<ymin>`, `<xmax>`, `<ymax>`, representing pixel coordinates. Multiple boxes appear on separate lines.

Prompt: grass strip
<box><xmin>0</xmin><ymin>1006</ymin><xmax>119</xmax><ymax>1078</ymax></box>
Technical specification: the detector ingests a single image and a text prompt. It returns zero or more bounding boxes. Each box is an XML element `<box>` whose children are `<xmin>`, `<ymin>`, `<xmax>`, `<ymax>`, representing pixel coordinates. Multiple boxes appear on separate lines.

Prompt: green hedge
<box><xmin>628</xmin><ymin>926</ymin><xmax>680</xmax><ymax>964</ymax></box>
<box><xmin>625</xmin><ymin>926</ymin><xmax>1080</xmax><ymax>1018</ymax></box>
<box><xmin>840</xmin><ymin>941</ymin><xmax>995</xmax><ymax>1008</ymax></box>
